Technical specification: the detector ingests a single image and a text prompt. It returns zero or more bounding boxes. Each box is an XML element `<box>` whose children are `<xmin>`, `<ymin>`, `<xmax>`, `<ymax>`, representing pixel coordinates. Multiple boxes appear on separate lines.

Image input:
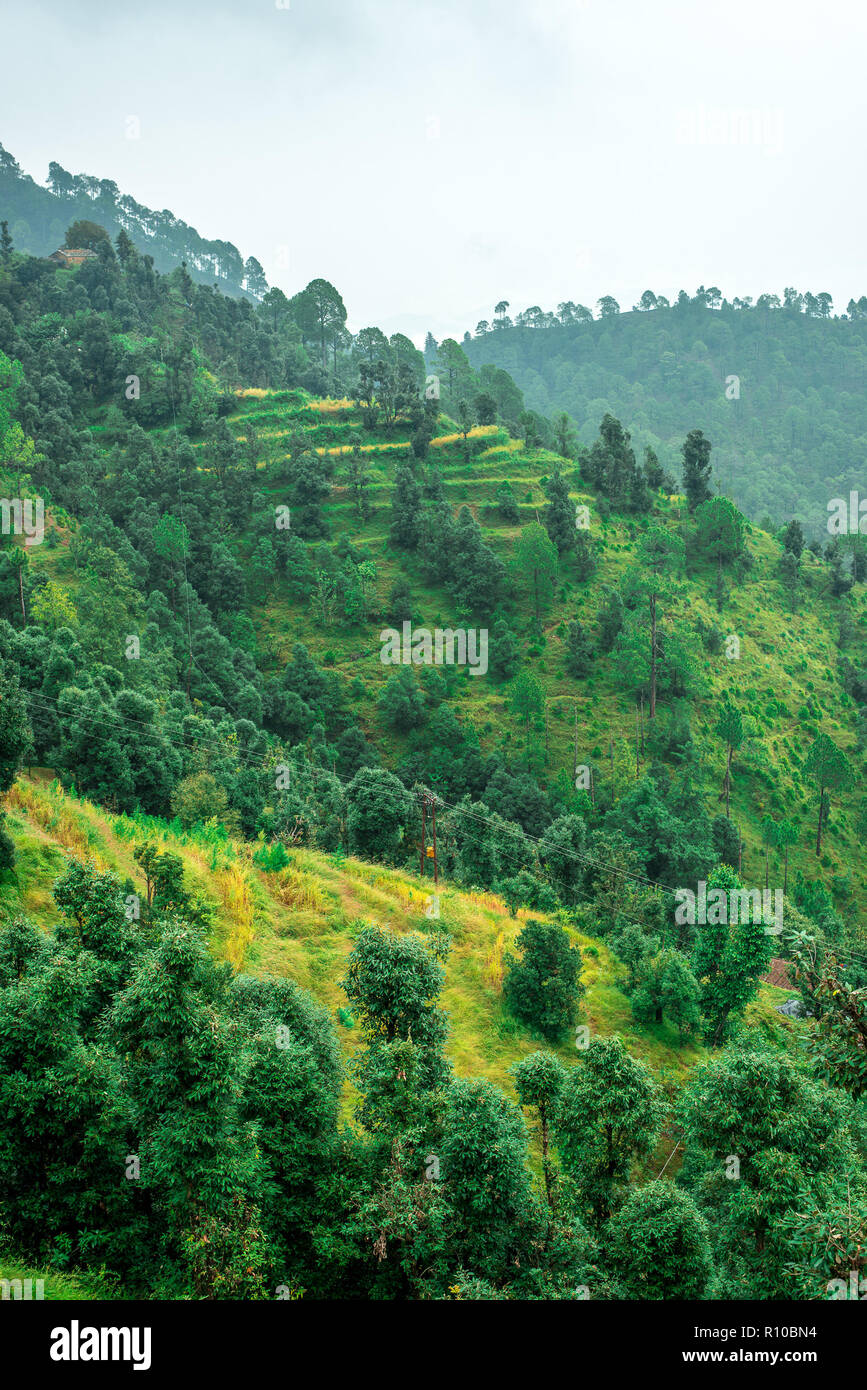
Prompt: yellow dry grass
<box><xmin>306</xmin><ymin>398</ymin><xmax>356</xmax><ymax>413</ymax></box>
<box><xmin>314</xmin><ymin>441</ymin><xmax>407</xmax><ymax>457</ymax></box>
<box><xmin>275</xmin><ymin>867</ymin><xmax>330</xmax><ymax>913</ymax></box>
<box><xmin>6</xmin><ymin>783</ymin><xmax>98</xmax><ymax>863</ymax></box>
<box><xmin>216</xmin><ymin>863</ymin><xmax>256</xmax><ymax>969</ymax></box>
<box><xmin>430</xmin><ymin>424</ymin><xmax>499</xmax><ymax>447</ymax></box>
<box><xmin>483</xmin><ymin>930</ymin><xmax>505</xmax><ymax>993</ymax></box>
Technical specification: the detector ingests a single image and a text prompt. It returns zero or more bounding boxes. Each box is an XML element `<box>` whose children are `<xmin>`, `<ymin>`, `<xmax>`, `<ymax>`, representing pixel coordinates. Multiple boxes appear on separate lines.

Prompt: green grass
<box><xmin>3</xmin><ymin>776</ymin><xmax>806</xmax><ymax>1125</ymax></box>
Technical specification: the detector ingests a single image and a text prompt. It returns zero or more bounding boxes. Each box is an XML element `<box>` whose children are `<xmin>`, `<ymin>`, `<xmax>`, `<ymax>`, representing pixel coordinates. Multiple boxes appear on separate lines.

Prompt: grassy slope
<box><xmin>223</xmin><ymin>389</ymin><xmax>867</xmax><ymax>926</ymax></box>
<box><xmin>6</xmin><ymin>773</ymin><xmax>729</xmax><ymax>1099</ymax></box>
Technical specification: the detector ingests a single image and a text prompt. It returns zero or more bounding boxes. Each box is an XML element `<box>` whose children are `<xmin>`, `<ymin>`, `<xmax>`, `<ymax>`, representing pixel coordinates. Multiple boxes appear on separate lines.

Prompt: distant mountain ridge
<box><xmin>463</xmin><ymin>293</ymin><xmax>867</xmax><ymax>531</ymax></box>
<box><xmin>0</xmin><ymin>142</ymin><xmax>266</xmax><ymax>300</ymax></box>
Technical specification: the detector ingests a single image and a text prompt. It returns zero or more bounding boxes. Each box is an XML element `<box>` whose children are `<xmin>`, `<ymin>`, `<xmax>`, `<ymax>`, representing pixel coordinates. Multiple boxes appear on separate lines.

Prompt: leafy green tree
<box><xmin>596</xmin><ymin>295</ymin><xmax>620</xmax><ymax>318</ymax></box>
<box><xmin>107</xmin><ymin>923</ymin><xmax>270</xmax><ymax>1297</ymax></box>
<box><xmin>489</xmin><ymin>615</ymin><xmax>520</xmax><ymax>679</ymax></box>
<box><xmin>714</xmin><ymin>697</ymin><xmax>743</xmax><ymax>817</ymax></box>
<box><xmin>0</xmin><ymin>947</ymin><xmax>135</xmax><ymax>1272</ymax></box>
<box><xmin>565</xmin><ymin>619</ymin><xmax>593</xmax><ymax>676</ymax></box>
<box><xmin>775</xmin><ymin>818</ymin><xmax>798</xmax><ymax>895</ymax></box>
<box><xmin>152</xmin><ymin>513</ymin><xmax>190</xmax><ymax>608</ymax></box>
<box><xmin>170</xmin><ymin>771</ymin><xmax>229</xmax><ymax>828</ymax></box>
<box><xmin>513</xmin><ymin>521</ymin><xmax>559</xmax><ymax>627</ymax></box>
<box><xmin>543</xmin><ymin>467</ymin><xmax>575</xmax><ymax>556</ymax></box>
<box><xmin>553</xmin><ymin>412</ymin><xmax>578</xmax><ymax>460</ymax></box>
<box><xmin>439</xmin><ymin>1077</ymin><xmax>533</xmax><ymax>1279</ymax></box>
<box><xmin>612</xmin><ymin>920</ymin><xmax>659</xmax><ymax>993</ymax></box>
<box><xmin>474</xmin><ymin>391</ymin><xmax>497</xmax><ymax>425</ymax></box>
<box><xmin>782</xmin><ymin>519</ymin><xmax>804</xmax><ymax>558</ymax></box>
<box><xmin>494</xmin><ymin>479</ymin><xmax>520</xmax><ymax>523</ymax></box>
<box><xmin>282</xmin><ymin>533</ymin><xmax>315</xmax><ymax>601</ymax></box>
<box><xmin>694</xmin><ymin>496</ymin><xmax>745</xmax><ymax>592</ymax></box>
<box><xmin>378</xmin><ymin>668</ymin><xmax>426</xmax><ymax>732</ymax></box>
<box><xmin>632</xmin><ymin>948</ymin><xmax>701</xmax><ymax>1041</ymax></box>
<box><xmin>345</xmin><ymin>766</ymin><xmax>413</xmax><ymax>861</ymax></box>
<box><xmin>292</xmin><ymin>278</ymin><xmax>347</xmax><ymax>369</ymax></box>
<box><xmin>538</xmin><ymin>814</ymin><xmax>587</xmax><ymax>904</ymax></box>
<box><xmin>456</xmin><ymin>398</ymin><xmax>476</xmax><ymax>459</ymax></box>
<box><xmin>786</xmin><ymin>929</ymin><xmax>867</xmax><ymax>1097</ymax></box>
<box><xmin>345</xmin><ymin>446</ymin><xmax>372</xmax><ymax>521</ymax></box>
<box><xmin>389</xmin><ymin>461</ymin><xmax>423</xmax><ymax>550</ymax></box>
<box><xmin>0</xmin><ymin>658</ymin><xmax>32</xmax><ymax>790</ymax></box>
<box><xmin>643</xmin><ymin>445</ymin><xmax>672</xmax><ymax>491</ymax></box>
<box><xmin>449</xmin><ymin>798</ymin><xmax>532</xmax><ymax>890</ymax></box>
<box><xmin>803</xmin><ymin>732</ymin><xmax>854</xmax><ymax>855</ymax></box>
<box><xmin>510</xmin><ymin>668</ymin><xmax>545</xmax><ymax>757</ymax></box>
<box><xmin>677</xmin><ymin>1045</ymin><xmax>856</xmax><ymax>1297</ymax></box>
<box><xmin>597</xmin><ymin>585</ymin><xmax>624</xmax><ymax>653</ymax></box>
<box><xmin>512</xmin><ymin>1051</ymin><xmax>566</xmax><ymax>1211</ymax></box>
<box><xmin>342</xmin><ymin>924</ymin><xmax>451</xmax><ymax>1125</ymax></box>
<box><xmin>690</xmin><ymin>865</ymin><xmax>773</xmax><ymax>1045</ymax></box>
<box><xmin>712</xmin><ymin>813</ymin><xmax>741</xmax><ymax>868</ymax></box>
<box><xmin>496</xmin><ymin>870</ymin><xmax>559</xmax><ymax>917</ymax></box>
<box><xmin>634</xmin><ymin>526</ymin><xmax>684</xmax><ymax>718</ymax></box>
<box><xmin>555</xmin><ymin>1036</ymin><xmax>664</xmax><ymax>1225</ymax></box>
<box><xmin>65</xmin><ymin>218</ymin><xmax>111</xmax><ymax>250</ymax></box>
<box><xmin>503</xmin><ymin>917</ymin><xmax>583</xmax><ymax>1041</ymax></box>
<box><xmin>607</xmin><ymin>1181</ymin><xmax>713</xmax><ymax>1300</ymax></box>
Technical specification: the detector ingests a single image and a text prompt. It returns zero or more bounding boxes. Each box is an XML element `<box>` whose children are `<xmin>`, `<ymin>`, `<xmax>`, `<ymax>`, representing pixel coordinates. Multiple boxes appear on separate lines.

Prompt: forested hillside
<box><xmin>462</xmin><ymin>289</ymin><xmax>867</xmax><ymax>530</ymax></box>
<box><xmin>0</xmin><ymin>143</ymin><xmax>264</xmax><ymax>297</ymax></box>
<box><xmin>1</xmin><ymin>224</ymin><xmax>865</xmax><ymax>1303</ymax></box>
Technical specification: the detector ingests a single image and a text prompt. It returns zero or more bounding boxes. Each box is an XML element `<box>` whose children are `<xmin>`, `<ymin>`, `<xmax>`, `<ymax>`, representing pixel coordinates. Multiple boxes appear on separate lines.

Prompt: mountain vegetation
<box><xmin>1</xmin><ymin>214</ymin><xmax>866</xmax><ymax>1302</ymax></box>
<box><xmin>0</xmin><ymin>143</ymin><xmax>264</xmax><ymax>298</ymax></box>
<box><xmin>463</xmin><ymin>288</ymin><xmax>867</xmax><ymax>532</ymax></box>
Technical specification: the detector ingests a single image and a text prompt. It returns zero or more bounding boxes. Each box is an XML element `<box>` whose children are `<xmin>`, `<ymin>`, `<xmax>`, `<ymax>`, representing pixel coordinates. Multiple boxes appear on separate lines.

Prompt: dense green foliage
<box><xmin>464</xmin><ymin>289</ymin><xmax>867</xmax><ymax>528</ymax></box>
<box><xmin>1</xmin><ymin>214</ymin><xmax>867</xmax><ymax>1303</ymax></box>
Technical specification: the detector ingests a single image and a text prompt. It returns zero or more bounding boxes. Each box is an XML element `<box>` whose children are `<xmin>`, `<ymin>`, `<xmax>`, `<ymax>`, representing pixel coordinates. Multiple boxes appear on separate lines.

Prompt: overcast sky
<box><xmin>2</xmin><ymin>0</ymin><xmax>865</xmax><ymax>342</ymax></box>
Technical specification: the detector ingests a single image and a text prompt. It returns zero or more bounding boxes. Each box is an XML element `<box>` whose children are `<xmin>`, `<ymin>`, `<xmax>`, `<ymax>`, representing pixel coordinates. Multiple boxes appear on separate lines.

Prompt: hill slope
<box><xmin>463</xmin><ymin>296</ymin><xmax>867</xmax><ymax>528</ymax></box>
<box><xmin>5</xmin><ymin>772</ymin><xmax>802</xmax><ymax>1122</ymax></box>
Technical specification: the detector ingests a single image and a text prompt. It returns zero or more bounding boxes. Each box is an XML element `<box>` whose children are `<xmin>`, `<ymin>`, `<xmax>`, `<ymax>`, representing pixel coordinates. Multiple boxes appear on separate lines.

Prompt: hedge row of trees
<box><xmin>1</xmin><ymin>860</ymin><xmax>863</xmax><ymax>1299</ymax></box>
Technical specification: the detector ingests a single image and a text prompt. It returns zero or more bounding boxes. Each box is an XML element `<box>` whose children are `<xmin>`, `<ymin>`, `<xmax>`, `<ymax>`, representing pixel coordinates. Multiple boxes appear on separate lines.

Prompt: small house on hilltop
<box><xmin>49</xmin><ymin>247</ymin><xmax>97</xmax><ymax>267</ymax></box>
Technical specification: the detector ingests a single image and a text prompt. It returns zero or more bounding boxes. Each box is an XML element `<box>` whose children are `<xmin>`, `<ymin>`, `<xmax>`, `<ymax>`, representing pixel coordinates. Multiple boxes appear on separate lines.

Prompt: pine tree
<box><xmin>681</xmin><ymin>428</ymin><xmax>713</xmax><ymax>510</ymax></box>
<box><xmin>543</xmin><ymin>467</ymin><xmax>575</xmax><ymax>555</ymax></box>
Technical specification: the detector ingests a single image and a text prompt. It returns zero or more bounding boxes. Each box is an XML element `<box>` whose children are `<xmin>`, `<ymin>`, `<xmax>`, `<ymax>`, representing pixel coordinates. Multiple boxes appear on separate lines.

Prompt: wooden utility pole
<box><xmin>420</xmin><ymin>795</ymin><xmax>427</xmax><ymax>879</ymax></box>
<box><xmin>418</xmin><ymin>791</ymin><xmax>439</xmax><ymax>888</ymax></box>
